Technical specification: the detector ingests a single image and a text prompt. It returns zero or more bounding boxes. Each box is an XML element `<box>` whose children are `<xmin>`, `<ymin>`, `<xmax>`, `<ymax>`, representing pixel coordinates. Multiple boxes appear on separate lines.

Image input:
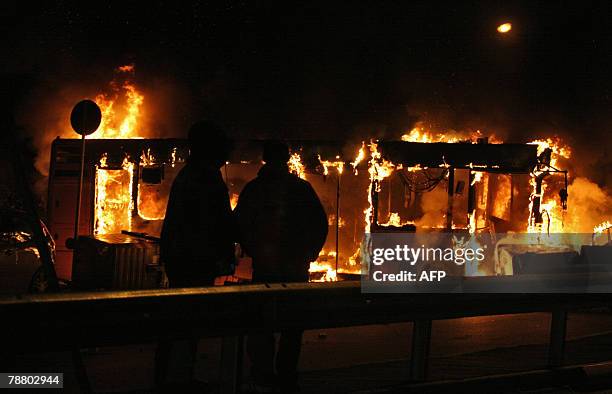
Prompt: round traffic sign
<box><xmin>70</xmin><ymin>99</ymin><xmax>102</xmax><ymax>136</ymax></box>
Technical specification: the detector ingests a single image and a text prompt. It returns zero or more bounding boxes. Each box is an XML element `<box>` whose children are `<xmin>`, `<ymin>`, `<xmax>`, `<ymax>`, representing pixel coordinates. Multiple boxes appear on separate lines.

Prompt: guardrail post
<box><xmin>410</xmin><ymin>319</ymin><xmax>432</xmax><ymax>381</ymax></box>
<box><xmin>72</xmin><ymin>348</ymin><xmax>92</xmax><ymax>394</ymax></box>
<box><xmin>548</xmin><ymin>310</ymin><xmax>567</xmax><ymax>368</ymax></box>
<box><xmin>219</xmin><ymin>336</ymin><xmax>243</xmax><ymax>394</ymax></box>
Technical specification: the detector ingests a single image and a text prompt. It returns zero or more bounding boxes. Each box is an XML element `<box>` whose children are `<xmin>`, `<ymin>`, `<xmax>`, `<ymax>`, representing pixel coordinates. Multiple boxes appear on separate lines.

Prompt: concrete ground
<box><xmin>11</xmin><ymin>311</ymin><xmax>612</xmax><ymax>393</ymax></box>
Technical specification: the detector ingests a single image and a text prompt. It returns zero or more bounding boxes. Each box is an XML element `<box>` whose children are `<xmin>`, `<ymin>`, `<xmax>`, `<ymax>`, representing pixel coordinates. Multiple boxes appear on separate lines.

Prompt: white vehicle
<box><xmin>0</xmin><ymin>207</ymin><xmax>57</xmax><ymax>294</ymax></box>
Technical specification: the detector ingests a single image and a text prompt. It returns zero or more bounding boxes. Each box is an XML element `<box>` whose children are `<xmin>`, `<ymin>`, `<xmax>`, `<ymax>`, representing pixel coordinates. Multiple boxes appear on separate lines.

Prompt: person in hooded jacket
<box><xmin>235</xmin><ymin>140</ymin><xmax>328</xmax><ymax>392</ymax></box>
<box><xmin>156</xmin><ymin>120</ymin><xmax>235</xmax><ymax>391</ymax></box>
<box><xmin>160</xmin><ymin>120</ymin><xmax>235</xmax><ymax>287</ymax></box>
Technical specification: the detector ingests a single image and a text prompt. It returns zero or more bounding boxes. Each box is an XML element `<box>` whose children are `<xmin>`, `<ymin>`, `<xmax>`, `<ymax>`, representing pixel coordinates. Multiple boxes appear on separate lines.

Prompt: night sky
<box><xmin>2</xmin><ymin>1</ymin><xmax>612</xmax><ymax>186</ymax></box>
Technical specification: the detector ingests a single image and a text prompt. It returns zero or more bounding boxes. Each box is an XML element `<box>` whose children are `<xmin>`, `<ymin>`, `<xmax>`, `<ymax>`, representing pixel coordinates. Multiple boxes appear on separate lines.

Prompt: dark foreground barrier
<box><xmin>1</xmin><ymin>281</ymin><xmax>611</xmax><ymax>392</ymax></box>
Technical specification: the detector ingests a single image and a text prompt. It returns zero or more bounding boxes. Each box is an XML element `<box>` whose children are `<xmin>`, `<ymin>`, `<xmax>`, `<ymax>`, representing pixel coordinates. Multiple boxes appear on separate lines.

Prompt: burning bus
<box><xmin>46</xmin><ymin>137</ymin><xmax>365</xmax><ymax>287</ymax></box>
<box><xmin>41</xmin><ymin>66</ymin><xmax>612</xmax><ymax>291</ymax></box>
<box><xmin>45</xmin><ymin>130</ymin><xmax>612</xmax><ymax>291</ymax></box>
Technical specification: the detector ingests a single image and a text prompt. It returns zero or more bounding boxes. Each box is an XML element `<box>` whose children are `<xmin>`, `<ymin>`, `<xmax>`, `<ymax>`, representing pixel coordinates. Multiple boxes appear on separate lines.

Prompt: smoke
<box><xmin>563</xmin><ymin>177</ymin><xmax>612</xmax><ymax>233</ymax></box>
<box><xmin>414</xmin><ymin>186</ymin><xmax>448</xmax><ymax>229</ymax></box>
<box><xmin>16</xmin><ymin>82</ymin><xmax>90</xmax><ymax>176</ymax></box>
<box><xmin>10</xmin><ymin>63</ymin><xmax>200</xmax><ymax>218</ymax></box>
<box><xmin>11</xmin><ymin>51</ymin><xmax>611</xmax><ymax>233</ymax></box>
<box><xmin>14</xmin><ymin>66</ymin><xmax>193</xmax><ymax>176</ymax></box>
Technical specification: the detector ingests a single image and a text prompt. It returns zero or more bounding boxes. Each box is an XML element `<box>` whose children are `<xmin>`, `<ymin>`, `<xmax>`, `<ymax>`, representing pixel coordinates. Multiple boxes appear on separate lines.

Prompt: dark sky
<box><xmin>3</xmin><ymin>1</ymin><xmax>612</xmax><ymax>158</ymax></box>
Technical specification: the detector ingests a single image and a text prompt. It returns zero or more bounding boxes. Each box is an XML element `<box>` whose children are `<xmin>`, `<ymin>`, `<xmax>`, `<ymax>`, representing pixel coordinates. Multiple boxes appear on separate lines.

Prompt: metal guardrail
<box><xmin>1</xmin><ymin>281</ymin><xmax>611</xmax><ymax>392</ymax></box>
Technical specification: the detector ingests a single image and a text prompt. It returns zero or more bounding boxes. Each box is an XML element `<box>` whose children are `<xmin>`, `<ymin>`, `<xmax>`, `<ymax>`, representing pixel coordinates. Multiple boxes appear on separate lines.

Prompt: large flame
<box><xmin>91</xmin><ymin>65</ymin><xmax>148</xmax><ymax>234</ymax></box>
<box><xmin>76</xmin><ymin>68</ymin><xmax>612</xmax><ymax>279</ymax></box>
<box><xmin>365</xmin><ymin>140</ymin><xmax>395</xmax><ymax>233</ymax></box>
<box><xmin>529</xmin><ymin>137</ymin><xmax>572</xmax><ymax>169</ymax></box>
<box><xmin>136</xmin><ymin>149</ymin><xmax>168</xmax><ymax>221</ymax></box>
<box><xmin>89</xmin><ymin>65</ymin><xmax>145</xmax><ymax>139</ymax></box>
<box><xmin>527</xmin><ymin>137</ymin><xmax>572</xmax><ymax>234</ymax></box>
<box><xmin>94</xmin><ymin>154</ymin><xmax>135</xmax><ymax>235</ymax></box>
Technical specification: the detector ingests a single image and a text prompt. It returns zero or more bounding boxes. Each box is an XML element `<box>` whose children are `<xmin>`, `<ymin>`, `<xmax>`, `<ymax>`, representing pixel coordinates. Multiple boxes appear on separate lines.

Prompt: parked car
<box><xmin>0</xmin><ymin>207</ymin><xmax>56</xmax><ymax>294</ymax></box>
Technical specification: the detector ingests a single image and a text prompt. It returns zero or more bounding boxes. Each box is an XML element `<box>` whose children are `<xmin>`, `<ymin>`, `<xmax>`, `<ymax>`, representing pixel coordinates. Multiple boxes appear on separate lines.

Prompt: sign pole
<box><xmin>69</xmin><ymin>99</ymin><xmax>101</xmax><ymax>246</ymax></box>
<box><xmin>73</xmin><ymin>134</ymin><xmax>86</xmax><ymax>240</ymax></box>
<box><xmin>335</xmin><ymin>173</ymin><xmax>340</xmax><ymax>273</ymax></box>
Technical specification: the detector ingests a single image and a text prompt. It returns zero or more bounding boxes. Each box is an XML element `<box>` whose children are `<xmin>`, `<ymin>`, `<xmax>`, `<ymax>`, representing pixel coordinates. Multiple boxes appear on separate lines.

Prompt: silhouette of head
<box><xmin>188</xmin><ymin>120</ymin><xmax>233</xmax><ymax>168</ymax></box>
<box><xmin>263</xmin><ymin>140</ymin><xmax>290</xmax><ymax>166</ymax></box>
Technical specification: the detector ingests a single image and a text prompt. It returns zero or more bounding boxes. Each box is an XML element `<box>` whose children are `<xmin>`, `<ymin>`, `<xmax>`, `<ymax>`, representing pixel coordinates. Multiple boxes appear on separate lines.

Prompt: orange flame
<box><xmin>94</xmin><ymin>154</ymin><xmax>135</xmax><ymax>235</ymax></box>
<box><xmin>364</xmin><ymin>141</ymin><xmax>395</xmax><ymax>233</ymax></box>
<box><xmin>309</xmin><ymin>259</ymin><xmax>338</xmax><ymax>282</ymax></box>
<box><xmin>136</xmin><ymin>149</ymin><xmax>166</xmax><ymax>221</ymax></box>
<box><xmin>594</xmin><ymin>221</ymin><xmax>612</xmax><ymax>234</ymax></box>
<box><xmin>89</xmin><ymin>65</ymin><xmax>145</xmax><ymax>139</ymax></box>
<box><xmin>288</xmin><ymin>152</ymin><xmax>306</xmax><ymax>179</ymax></box>
<box><xmin>378</xmin><ymin>212</ymin><xmax>416</xmax><ymax>228</ymax></box>
<box><xmin>401</xmin><ymin>124</ymin><xmax>501</xmax><ymax>144</ymax></box>
<box><xmin>89</xmin><ymin>65</ymin><xmax>163</xmax><ymax>233</ymax></box>
<box><xmin>351</xmin><ymin>142</ymin><xmax>367</xmax><ymax>174</ymax></box>
<box><xmin>319</xmin><ymin>155</ymin><xmax>344</xmax><ymax>175</ymax></box>
<box><xmin>529</xmin><ymin>137</ymin><xmax>572</xmax><ymax>169</ymax></box>
<box><xmin>230</xmin><ymin>193</ymin><xmax>239</xmax><ymax>210</ymax></box>
<box><xmin>527</xmin><ymin>137</ymin><xmax>572</xmax><ymax>235</ymax></box>
<box><xmin>118</xmin><ymin>64</ymin><xmax>135</xmax><ymax>72</ymax></box>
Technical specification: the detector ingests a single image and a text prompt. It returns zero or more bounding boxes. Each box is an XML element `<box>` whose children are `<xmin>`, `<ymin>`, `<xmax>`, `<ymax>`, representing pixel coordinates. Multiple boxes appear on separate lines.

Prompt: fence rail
<box><xmin>1</xmin><ymin>281</ymin><xmax>611</xmax><ymax>392</ymax></box>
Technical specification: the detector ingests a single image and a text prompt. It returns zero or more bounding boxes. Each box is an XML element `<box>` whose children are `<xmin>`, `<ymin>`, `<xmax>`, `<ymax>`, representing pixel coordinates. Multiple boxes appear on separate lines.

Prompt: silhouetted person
<box><xmin>235</xmin><ymin>141</ymin><xmax>328</xmax><ymax>393</ymax></box>
<box><xmin>156</xmin><ymin>120</ymin><xmax>235</xmax><ymax>390</ymax></box>
<box><xmin>160</xmin><ymin>120</ymin><xmax>235</xmax><ymax>287</ymax></box>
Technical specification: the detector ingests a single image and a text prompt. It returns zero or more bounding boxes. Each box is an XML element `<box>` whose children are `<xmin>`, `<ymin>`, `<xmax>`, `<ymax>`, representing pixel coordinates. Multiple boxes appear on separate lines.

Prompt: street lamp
<box><xmin>497</xmin><ymin>22</ymin><xmax>512</xmax><ymax>34</ymax></box>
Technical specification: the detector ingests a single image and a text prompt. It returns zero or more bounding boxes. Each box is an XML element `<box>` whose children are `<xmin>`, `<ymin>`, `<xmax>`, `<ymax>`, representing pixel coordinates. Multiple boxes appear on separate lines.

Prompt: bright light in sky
<box><xmin>497</xmin><ymin>23</ymin><xmax>512</xmax><ymax>33</ymax></box>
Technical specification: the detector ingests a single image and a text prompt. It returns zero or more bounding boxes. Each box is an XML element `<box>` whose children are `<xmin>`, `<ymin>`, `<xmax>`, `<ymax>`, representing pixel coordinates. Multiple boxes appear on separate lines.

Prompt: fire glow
<box><xmin>75</xmin><ymin>67</ymin><xmax>611</xmax><ymax>281</ymax></box>
<box><xmin>91</xmin><ymin>65</ymin><xmax>147</xmax><ymax>236</ymax></box>
<box><xmin>137</xmin><ymin>149</ymin><xmax>167</xmax><ymax>221</ymax></box>
<box><xmin>90</xmin><ymin>65</ymin><xmax>145</xmax><ymax>140</ymax></box>
<box><xmin>288</xmin><ymin>152</ymin><xmax>306</xmax><ymax>179</ymax></box>
<box><xmin>94</xmin><ymin>155</ymin><xmax>134</xmax><ymax>235</ymax></box>
<box><xmin>527</xmin><ymin>137</ymin><xmax>572</xmax><ymax>235</ymax></box>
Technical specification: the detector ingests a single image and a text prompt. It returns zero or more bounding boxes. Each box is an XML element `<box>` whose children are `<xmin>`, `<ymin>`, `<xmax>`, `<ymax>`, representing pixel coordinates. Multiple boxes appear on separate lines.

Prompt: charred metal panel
<box><xmin>378</xmin><ymin>141</ymin><xmax>538</xmax><ymax>172</ymax></box>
